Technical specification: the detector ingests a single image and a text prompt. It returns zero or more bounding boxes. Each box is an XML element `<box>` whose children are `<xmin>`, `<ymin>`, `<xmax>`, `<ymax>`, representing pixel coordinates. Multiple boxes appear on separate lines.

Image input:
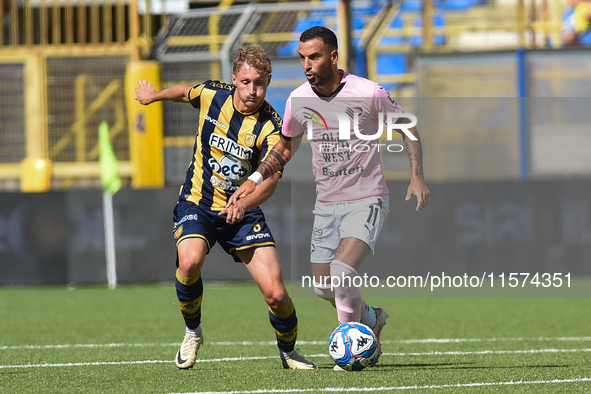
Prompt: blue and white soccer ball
<box><xmin>328</xmin><ymin>322</ymin><xmax>380</xmax><ymax>371</ymax></box>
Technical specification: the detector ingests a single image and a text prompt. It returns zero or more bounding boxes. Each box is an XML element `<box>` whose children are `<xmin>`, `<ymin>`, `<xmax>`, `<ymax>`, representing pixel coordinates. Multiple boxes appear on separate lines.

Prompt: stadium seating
<box><xmin>375</xmin><ymin>8</ymin><xmax>447</xmax><ymax>90</ymax></box>
<box><xmin>409</xmin><ymin>11</ymin><xmax>447</xmax><ymax>47</ymax></box>
<box><xmin>276</xmin><ymin>18</ymin><xmax>327</xmax><ymax>56</ymax></box>
<box><xmin>275</xmin><ymin>0</ymin><xmax>491</xmax><ymax>88</ymax></box>
<box><xmin>435</xmin><ymin>0</ymin><xmax>482</xmax><ymax>11</ymax></box>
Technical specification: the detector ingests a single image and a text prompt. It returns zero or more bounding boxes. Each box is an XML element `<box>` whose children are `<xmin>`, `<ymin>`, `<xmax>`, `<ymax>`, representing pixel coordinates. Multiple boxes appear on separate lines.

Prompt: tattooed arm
<box><xmin>396</xmin><ymin>117</ymin><xmax>430</xmax><ymax>211</ymax></box>
<box><xmin>227</xmin><ymin>134</ymin><xmax>303</xmax><ymax>207</ymax></box>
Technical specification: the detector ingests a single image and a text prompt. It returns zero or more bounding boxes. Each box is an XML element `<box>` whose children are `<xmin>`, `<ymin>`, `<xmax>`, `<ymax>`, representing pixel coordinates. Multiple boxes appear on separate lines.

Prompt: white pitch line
<box><xmin>167</xmin><ymin>377</ymin><xmax>591</xmax><ymax>394</ymax></box>
<box><xmin>2</xmin><ymin>336</ymin><xmax>591</xmax><ymax>350</ymax></box>
<box><xmin>0</xmin><ymin>360</ymin><xmax>171</xmax><ymax>369</ymax></box>
<box><xmin>0</xmin><ymin>343</ymin><xmax>182</xmax><ymax>350</ymax></box>
<box><xmin>2</xmin><ymin>348</ymin><xmax>591</xmax><ymax>369</ymax></box>
<box><xmin>0</xmin><ymin>356</ymin><xmax>319</xmax><ymax>370</ymax></box>
<box><xmin>399</xmin><ymin>336</ymin><xmax>591</xmax><ymax>344</ymax></box>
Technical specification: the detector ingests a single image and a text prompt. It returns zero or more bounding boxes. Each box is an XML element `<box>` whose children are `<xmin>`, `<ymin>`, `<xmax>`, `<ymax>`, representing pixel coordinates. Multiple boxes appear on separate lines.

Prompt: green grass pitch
<box><xmin>1</xmin><ymin>282</ymin><xmax>590</xmax><ymax>393</ymax></box>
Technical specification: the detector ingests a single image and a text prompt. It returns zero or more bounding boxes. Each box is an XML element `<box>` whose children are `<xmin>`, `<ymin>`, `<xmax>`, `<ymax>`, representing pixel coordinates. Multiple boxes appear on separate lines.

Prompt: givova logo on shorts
<box><xmin>246</xmin><ymin>222</ymin><xmax>270</xmax><ymax>241</ymax></box>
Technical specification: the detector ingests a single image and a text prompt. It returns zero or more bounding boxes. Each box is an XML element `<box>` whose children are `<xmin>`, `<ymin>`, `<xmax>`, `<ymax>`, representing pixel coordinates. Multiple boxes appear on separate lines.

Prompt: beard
<box><xmin>307</xmin><ymin>64</ymin><xmax>335</xmax><ymax>87</ymax></box>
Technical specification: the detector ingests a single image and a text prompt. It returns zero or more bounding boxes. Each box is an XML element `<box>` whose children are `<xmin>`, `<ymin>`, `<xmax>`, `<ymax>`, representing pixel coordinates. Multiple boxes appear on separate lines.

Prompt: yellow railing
<box><xmin>0</xmin><ymin>0</ymin><xmax>152</xmax><ymax>58</ymax></box>
<box><xmin>366</xmin><ymin>0</ymin><xmax>567</xmax><ymax>93</ymax></box>
<box><xmin>50</xmin><ymin>77</ymin><xmax>121</xmax><ymax>160</ymax></box>
<box><xmin>0</xmin><ymin>0</ymin><xmax>150</xmax><ymax>191</ymax></box>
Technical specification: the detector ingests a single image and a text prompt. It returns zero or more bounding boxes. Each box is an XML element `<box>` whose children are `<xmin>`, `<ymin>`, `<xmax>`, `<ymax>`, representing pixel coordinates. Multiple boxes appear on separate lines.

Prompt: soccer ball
<box><xmin>328</xmin><ymin>322</ymin><xmax>380</xmax><ymax>371</ymax></box>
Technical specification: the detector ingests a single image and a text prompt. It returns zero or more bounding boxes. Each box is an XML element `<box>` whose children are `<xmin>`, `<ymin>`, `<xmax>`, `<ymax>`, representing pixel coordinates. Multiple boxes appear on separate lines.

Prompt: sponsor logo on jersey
<box><xmin>203</xmin><ymin>114</ymin><xmax>227</xmax><ymax>130</ymax></box>
<box><xmin>322</xmin><ymin>165</ymin><xmax>364</xmax><ymax>178</ymax></box>
<box><xmin>208</xmin><ymin>155</ymin><xmax>251</xmax><ymax>183</ymax></box>
<box><xmin>209</xmin><ymin>134</ymin><xmax>253</xmax><ymax>160</ymax></box>
<box><xmin>210</xmin><ymin>175</ymin><xmax>239</xmax><ymax>191</ymax></box>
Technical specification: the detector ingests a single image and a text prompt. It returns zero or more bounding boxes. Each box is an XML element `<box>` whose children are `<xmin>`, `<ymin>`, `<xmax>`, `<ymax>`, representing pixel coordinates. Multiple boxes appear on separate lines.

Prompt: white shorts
<box><xmin>310</xmin><ymin>197</ymin><xmax>390</xmax><ymax>264</ymax></box>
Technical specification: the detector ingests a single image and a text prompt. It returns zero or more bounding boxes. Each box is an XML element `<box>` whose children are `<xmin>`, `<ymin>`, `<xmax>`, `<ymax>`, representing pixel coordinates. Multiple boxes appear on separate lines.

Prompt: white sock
<box><xmin>330</xmin><ymin>260</ymin><xmax>363</xmax><ymax>324</ymax></box>
<box><xmin>360</xmin><ymin>302</ymin><xmax>377</xmax><ymax>329</ymax></box>
<box><xmin>186</xmin><ymin>325</ymin><xmax>202</xmax><ymax>335</ymax></box>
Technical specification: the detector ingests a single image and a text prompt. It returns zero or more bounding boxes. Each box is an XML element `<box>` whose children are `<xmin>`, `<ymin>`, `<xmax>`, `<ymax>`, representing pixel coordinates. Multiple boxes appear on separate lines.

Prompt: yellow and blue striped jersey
<box><xmin>179</xmin><ymin>80</ymin><xmax>282</xmax><ymax>211</ymax></box>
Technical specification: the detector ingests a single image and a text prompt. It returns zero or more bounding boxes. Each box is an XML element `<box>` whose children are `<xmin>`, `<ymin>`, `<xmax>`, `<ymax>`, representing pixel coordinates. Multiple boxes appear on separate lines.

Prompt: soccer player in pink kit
<box><xmin>230</xmin><ymin>26</ymin><xmax>429</xmax><ymax>361</ymax></box>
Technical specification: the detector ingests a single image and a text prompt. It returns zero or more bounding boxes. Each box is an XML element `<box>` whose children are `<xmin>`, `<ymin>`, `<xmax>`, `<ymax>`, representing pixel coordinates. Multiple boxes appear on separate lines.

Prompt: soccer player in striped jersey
<box><xmin>134</xmin><ymin>46</ymin><xmax>316</xmax><ymax>370</ymax></box>
<box><xmin>230</xmin><ymin>27</ymin><xmax>430</xmax><ymax>368</ymax></box>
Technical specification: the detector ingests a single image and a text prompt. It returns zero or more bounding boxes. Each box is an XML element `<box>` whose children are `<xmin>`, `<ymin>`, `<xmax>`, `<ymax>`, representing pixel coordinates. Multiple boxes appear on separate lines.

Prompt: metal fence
<box><xmin>0</xmin><ymin>63</ymin><xmax>25</xmax><ymax>166</ymax></box>
<box><xmin>0</xmin><ymin>0</ymin><xmax>149</xmax><ymax>190</ymax></box>
<box><xmin>1</xmin><ymin>0</ymin><xmax>588</xmax><ymax>191</ymax></box>
<box><xmin>0</xmin><ymin>49</ymin><xmax>135</xmax><ymax>191</ymax></box>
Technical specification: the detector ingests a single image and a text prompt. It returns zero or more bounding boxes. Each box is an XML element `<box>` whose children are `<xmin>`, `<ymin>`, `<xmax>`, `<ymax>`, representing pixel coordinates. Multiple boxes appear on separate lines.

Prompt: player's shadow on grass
<box><xmin>316</xmin><ymin>362</ymin><xmax>466</xmax><ymax>370</ymax></box>
<box><xmin>376</xmin><ymin>362</ymin><xmax>468</xmax><ymax>369</ymax></box>
<box><xmin>375</xmin><ymin>362</ymin><xmax>570</xmax><ymax>370</ymax></box>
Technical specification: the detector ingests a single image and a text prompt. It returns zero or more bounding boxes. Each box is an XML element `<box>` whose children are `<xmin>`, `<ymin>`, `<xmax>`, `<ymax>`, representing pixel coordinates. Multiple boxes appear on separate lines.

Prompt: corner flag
<box><xmin>99</xmin><ymin>121</ymin><xmax>119</xmax><ymax>289</ymax></box>
<box><xmin>99</xmin><ymin>121</ymin><xmax>121</xmax><ymax>194</ymax></box>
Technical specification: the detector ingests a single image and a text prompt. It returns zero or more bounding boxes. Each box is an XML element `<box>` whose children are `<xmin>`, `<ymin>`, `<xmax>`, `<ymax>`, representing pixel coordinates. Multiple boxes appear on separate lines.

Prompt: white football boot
<box><xmin>280</xmin><ymin>349</ymin><xmax>318</xmax><ymax>369</ymax></box>
<box><xmin>175</xmin><ymin>332</ymin><xmax>203</xmax><ymax>369</ymax></box>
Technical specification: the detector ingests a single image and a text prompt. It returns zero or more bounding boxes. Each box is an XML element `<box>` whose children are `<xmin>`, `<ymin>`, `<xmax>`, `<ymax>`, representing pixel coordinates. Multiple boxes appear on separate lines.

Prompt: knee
<box><xmin>314</xmin><ymin>284</ymin><xmax>335</xmax><ymax>306</ymax></box>
<box><xmin>177</xmin><ymin>250</ymin><xmax>204</xmax><ymax>278</ymax></box>
<box><xmin>330</xmin><ymin>260</ymin><xmax>358</xmax><ymax>282</ymax></box>
<box><xmin>265</xmin><ymin>289</ymin><xmax>290</xmax><ymax>311</ymax></box>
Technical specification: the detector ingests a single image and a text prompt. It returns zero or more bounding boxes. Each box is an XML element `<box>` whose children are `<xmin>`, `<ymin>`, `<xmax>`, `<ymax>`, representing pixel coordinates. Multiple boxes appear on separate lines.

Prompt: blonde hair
<box><xmin>232</xmin><ymin>45</ymin><xmax>273</xmax><ymax>76</ymax></box>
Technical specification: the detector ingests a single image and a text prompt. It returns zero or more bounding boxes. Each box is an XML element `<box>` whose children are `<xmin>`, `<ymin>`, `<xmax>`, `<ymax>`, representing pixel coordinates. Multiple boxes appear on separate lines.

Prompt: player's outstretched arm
<box><xmin>228</xmin><ymin>135</ymin><xmax>301</xmax><ymax>206</ymax></box>
<box><xmin>134</xmin><ymin>81</ymin><xmax>191</xmax><ymax>105</ymax></box>
<box><xmin>400</xmin><ymin>123</ymin><xmax>430</xmax><ymax>211</ymax></box>
<box><xmin>220</xmin><ymin>172</ymin><xmax>280</xmax><ymax>224</ymax></box>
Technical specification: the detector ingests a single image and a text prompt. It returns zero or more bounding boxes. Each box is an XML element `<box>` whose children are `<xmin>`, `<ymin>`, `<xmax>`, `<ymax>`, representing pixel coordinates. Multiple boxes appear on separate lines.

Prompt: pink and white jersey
<box><xmin>282</xmin><ymin>71</ymin><xmax>403</xmax><ymax>202</ymax></box>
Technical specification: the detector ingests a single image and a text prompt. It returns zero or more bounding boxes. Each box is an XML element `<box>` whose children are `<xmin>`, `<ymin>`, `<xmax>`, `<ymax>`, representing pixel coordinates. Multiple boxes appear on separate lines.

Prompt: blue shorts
<box><xmin>172</xmin><ymin>201</ymin><xmax>276</xmax><ymax>262</ymax></box>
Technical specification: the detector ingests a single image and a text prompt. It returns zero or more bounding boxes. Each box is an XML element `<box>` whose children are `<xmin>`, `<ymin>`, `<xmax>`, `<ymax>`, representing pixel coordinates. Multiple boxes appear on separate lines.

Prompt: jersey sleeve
<box><xmin>281</xmin><ymin>94</ymin><xmax>306</xmax><ymax>140</ymax></box>
<box><xmin>188</xmin><ymin>83</ymin><xmax>206</xmax><ymax>109</ymax></box>
<box><xmin>373</xmin><ymin>83</ymin><xmax>404</xmax><ymax>125</ymax></box>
